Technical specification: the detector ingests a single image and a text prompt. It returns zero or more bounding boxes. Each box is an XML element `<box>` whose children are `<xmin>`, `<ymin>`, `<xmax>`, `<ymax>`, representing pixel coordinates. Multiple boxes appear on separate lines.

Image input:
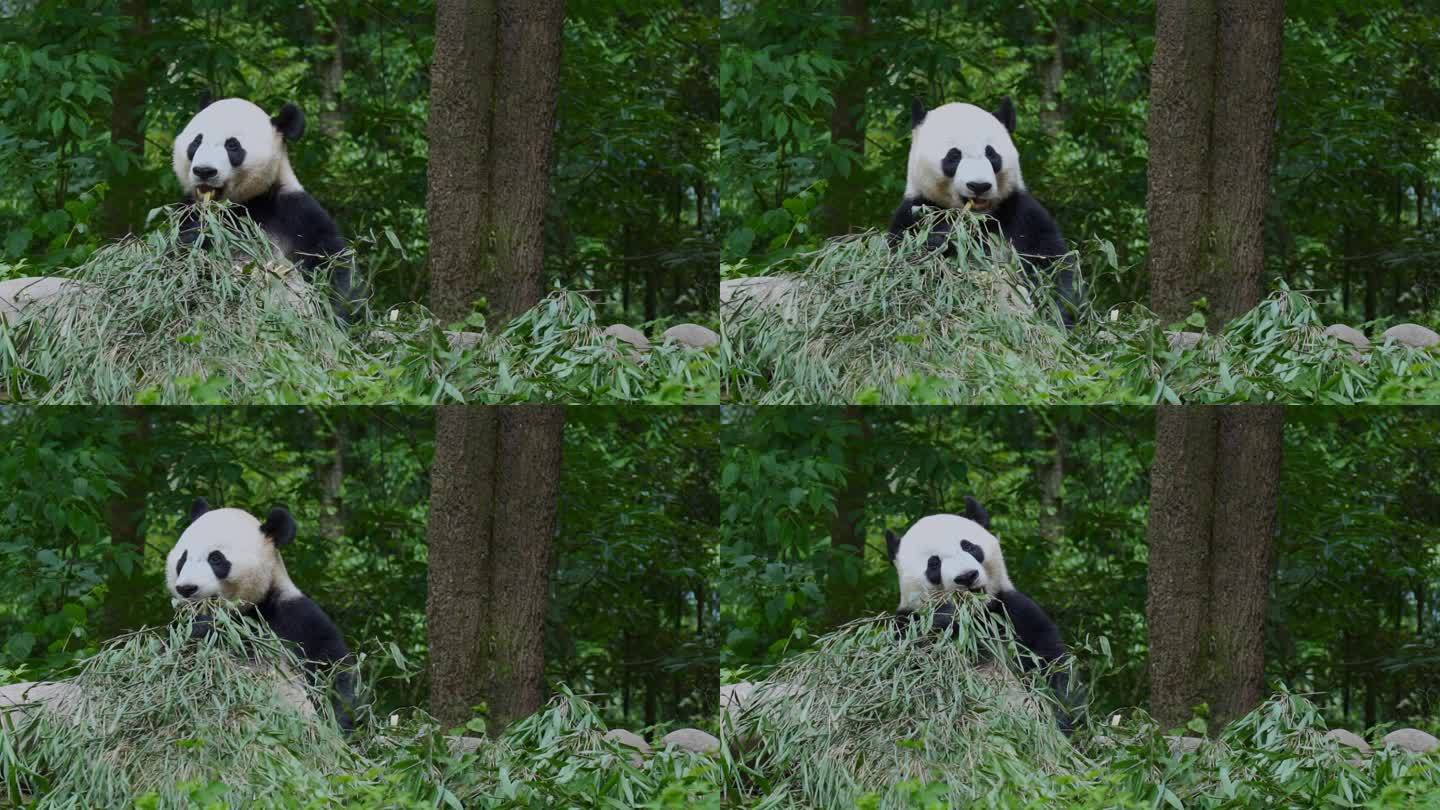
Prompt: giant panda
<box><xmin>166</xmin><ymin>498</ymin><xmax>355</xmax><ymax>732</ymax></box>
<box><xmin>887</xmin><ymin>98</ymin><xmax>1079</xmax><ymax>327</ymax></box>
<box><xmin>172</xmin><ymin>97</ymin><xmax>355</xmax><ymax>321</ymax></box>
<box><xmin>885</xmin><ymin>496</ymin><xmax>1074</xmax><ymax>733</ymax></box>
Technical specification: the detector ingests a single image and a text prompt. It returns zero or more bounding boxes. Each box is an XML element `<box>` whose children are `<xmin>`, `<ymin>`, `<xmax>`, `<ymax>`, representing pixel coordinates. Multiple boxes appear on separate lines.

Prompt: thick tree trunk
<box><xmin>319</xmin><ymin>11</ymin><xmax>346</xmax><ymax>139</ymax></box>
<box><xmin>820</xmin><ymin>0</ymin><xmax>869</xmax><ymax>237</ymax></box>
<box><xmin>488</xmin><ymin>1</ymin><xmax>565</xmax><ymax>322</ymax></box>
<box><xmin>427</xmin><ymin>0</ymin><xmax>499</xmax><ymax>324</ymax></box>
<box><xmin>99</xmin><ymin>0</ymin><xmax>150</xmax><ymax>239</ymax></box>
<box><xmin>1038</xmin><ymin>417</ymin><xmax>1066</xmax><ymax>543</ymax></box>
<box><xmin>426</xmin><ymin>405</ymin><xmax>565</xmax><ymax>733</ymax></box>
<box><xmin>1145</xmin><ymin>405</ymin><xmax>1284</xmax><ymax>729</ymax></box>
<box><xmin>317</xmin><ymin>423</ymin><xmax>346</xmax><ymax>543</ymax></box>
<box><xmin>1145</xmin><ymin>0</ymin><xmax>1285</xmax><ymax>324</ymax></box>
<box><xmin>482</xmin><ymin>406</ymin><xmax>565</xmax><ymax>729</ymax></box>
<box><xmin>425</xmin><ymin>406</ymin><xmax>500</xmax><ymax>729</ymax></box>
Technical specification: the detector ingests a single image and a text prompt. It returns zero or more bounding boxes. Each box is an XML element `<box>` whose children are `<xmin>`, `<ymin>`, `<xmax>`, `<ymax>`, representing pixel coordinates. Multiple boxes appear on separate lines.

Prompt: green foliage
<box><xmin>0</xmin><ymin>606</ymin><xmax>722</xmax><ymax>808</ymax></box>
<box><xmin>719</xmin><ymin>407</ymin><xmax>1440</xmax><ymax>732</ymax></box>
<box><xmin>725</xmin><ymin>610</ymin><xmax>1440</xmax><ymax>808</ymax></box>
<box><xmin>0</xmin><ymin>406</ymin><xmax>718</xmax><ymax>730</ymax></box>
<box><xmin>723</xmin><ymin>216</ymin><xmax>1440</xmax><ymax>404</ymax></box>
<box><xmin>0</xmin><ymin>205</ymin><xmax>720</xmax><ymax>403</ymax></box>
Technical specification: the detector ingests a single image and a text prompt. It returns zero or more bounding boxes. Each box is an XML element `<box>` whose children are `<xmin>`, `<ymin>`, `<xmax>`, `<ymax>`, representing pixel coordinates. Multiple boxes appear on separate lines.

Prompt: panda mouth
<box><xmin>965</xmin><ymin>197</ymin><xmax>995</xmax><ymax>213</ymax></box>
<box><xmin>196</xmin><ymin>184</ymin><xmax>225</xmax><ymax>202</ymax></box>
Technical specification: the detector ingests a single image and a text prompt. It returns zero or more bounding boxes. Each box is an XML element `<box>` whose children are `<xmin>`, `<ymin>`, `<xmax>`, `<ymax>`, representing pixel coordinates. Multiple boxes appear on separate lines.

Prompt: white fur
<box><xmin>905</xmin><ymin>103</ymin><xmax>1024</xmax><ymax>212</ymax></box>
<box><xmin>165</xmin><ymin>508</ymin><xmax>299</xmax><ymax>605</ymax></box>
<box><xmin>892</xmin><ymin>513</ymin><xmax>1012</xmax><ymax>612</ymax></box>
<box><xmin>172</xmin><ymin>98</ymin><xmax>301</xmax><ymax>203</ymax></box>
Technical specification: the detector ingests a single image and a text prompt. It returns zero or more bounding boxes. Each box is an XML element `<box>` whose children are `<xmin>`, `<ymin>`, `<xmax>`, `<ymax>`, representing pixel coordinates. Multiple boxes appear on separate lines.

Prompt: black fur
<box><xmin>887</xmin><ymin>98</ymin><xmax>1080</xmax><ymax>328</ymax></box>
<box><xmin>179</xmin><ymin>186</ymin><xmax>354</xmax><ymax>322</ymax></box>
<box><xmin>260</xmin><ymin>506</ymin><xmax>297</xmax><ymax>547</ymax></box>
<box><xmin>189</xmin><ymin>497</ymin><xmax>211</xmax><ymax>524</ymax></box>
<box><xmin>254</xmin><ymin>587</ymin><xmax>356</xmax><ymax>733</ymax></box>
<box><xmin>270</xmin><ymin>103</ymin><xmax>305</xmax><ymax>141</ymax></box>
<box><xmin>962</xmin><ymin>495</ymin><xmax>989</xmax><ymax>529</ymax></box>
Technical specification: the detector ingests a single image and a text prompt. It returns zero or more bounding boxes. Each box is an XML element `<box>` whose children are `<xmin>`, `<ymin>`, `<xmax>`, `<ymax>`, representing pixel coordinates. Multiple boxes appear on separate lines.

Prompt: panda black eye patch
<box><xmin>985</xmin><ymin>145</ymin><xmax>1002</xmax><ymax>173</ymax></box>
<box><xmin>224</xmin><ymin>137</ymin><xmax>245</xmax><ymax>167</ymax></box>
<box><xmin>941</xmin><ymin>147</ymin><xmax>962</xmax><ymax>178</ymax></box>
<box><xmin>186</xmin><ymin>133</ymin><xmax>203</xmax><ymax>162</ymax></box>
<box><xmin>960</xmin><ymin>539</ymin><xmax>984</xmax><ymax>563</ymax></box>
<box><xmin>175</xmin><ymin>550</ymin><xmax>187</xmax><ymax>575</ymax></box>
<box><xmin>925</xmin><ymin>554</ymin><xmax>943</xmax><ymax>586</ymax></box>
<box><xmin>207</xmin><ymin>550</ymin><xmax>231</xmax><ymax>579</ymax></box>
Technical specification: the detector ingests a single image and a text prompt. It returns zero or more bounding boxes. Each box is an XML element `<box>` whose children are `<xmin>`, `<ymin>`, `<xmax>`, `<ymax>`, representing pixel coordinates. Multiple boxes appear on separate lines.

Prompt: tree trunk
<box><xmin>487</xmin><ymin>2</ymin><xmax>566</xmax><ymax>322</ymax></box>
<box><xmin>426</xmin><ymin>405</ymin><xmax>566</xmax><ymax>734</ymax></box>
<box><xmin>100</xmin><ymin>407</ymin><xmax>152</xmax><ymax>636</ymax></box>
<box><xmin>825</xmin><ymin>406</ymin><xmax>872</xmax><ymax>625</ymax></box>
<box><xmin>483</xmin><ymin>405</ymin><xmax>566</xmax><ymax>729</ymax></box>
<box><xmin>319</xmin><ymin>9</ymin><xmax>346</xmax><ymax>139</ymax></box>
<box><xmin>1145</xmin><ymin>0</ymin><xmax>1285</xmax><ymax>324</ymax></box>
<box><xmin>317</xmin><ymin>423</ymin><xmax>346</xmax><ymax>543</ymax></box>
<box><xmin>1039</xmin><ymin>18</ymin><xmax>1066</xmax><ymax>138</ymax></box>
<box><xmin>99</xmin><ymin>0</ymin><xmax>150</xmax><ymax>239</ymax></box>
<box><xmin>819</xmin><ymin>0</ymin><xmax>869</xmax><ymax>237</ymax></box>
<box><xmin>1145</xmin><ymin>405</ymin><xmax>1284</xmax><ymax>730</ymax></box>
<box><xmin>1038</xmin><ymin>417</ymin><xmax>1066</xmax><ymax>543</ymax></box>
<box><xmin>427</xmin><ymin>0</ymin><xmax>499</xmax><ymax>324</ymax></box>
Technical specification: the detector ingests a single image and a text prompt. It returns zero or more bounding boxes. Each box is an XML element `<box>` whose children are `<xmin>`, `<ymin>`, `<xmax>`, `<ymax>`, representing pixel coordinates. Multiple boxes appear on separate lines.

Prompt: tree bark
<box><xmin>99</xmin><ymin>0</ymin><xmax>150</xmax><ymax>239</ymax></box>
<box><xmin>1039</xmin><ymin>17</ymin><xmax>1066</xmax><ymax>138</ymax></box>
<box><xmin>100</xmin><ymin>407</ymin><xmax>152</xmax><ymax>636</ymax></box>
<box><xmin>1145</xmin><ymin>405</ymin><xmax>1284</xmax><ymax>730</ymax></box>
<box><xmin>317</xmin><ymin>422</ymin><xmax>346</xmax><ymax>543</ymax></box>
<box><xmin>819</xmin><ymin>0</ymin><xmax>869</xmax><ymax>237</ymax></box>
<box><xmin>426</xmin><ymin>405</ymin><xmax>566</xmax><ymax>733</ymax></box>
<box><xmin>319</xmin><ymin>9</ymin><xmax>346</xmax><ymax>139</ymax></box>
<box><xmin>427</xmin><ymin>0</ymin><xmax>499</xmax><ymax>325</ymax></box>
<box><xmin>1037</xmin><ymin>416</ymin><xmax>1066</xmax><ymax>543</ymax></box>
<box><xmin>1145</xmin><ymin>0</ymin><xmax>1285</xmax><ymax>324</ymax></box>
<box><xmin>824</xmin><ymin>406</ymin><xmax>872</xmax><ymax>625</ymax></box>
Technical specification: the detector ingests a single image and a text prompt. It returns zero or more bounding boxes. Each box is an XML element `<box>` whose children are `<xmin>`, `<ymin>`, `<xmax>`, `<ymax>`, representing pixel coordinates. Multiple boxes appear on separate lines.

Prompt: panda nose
<box><xmin>954</xmin><ymin>571</ymin><xmax>978</xmax><ymax>587</ymax></box>
<box><xmin>966</xmin><ymin>181</ymin><xmax>992</xmax><ymax>195</ymax></box>
<box><xmin>176</xmin><ymin>584</ymin><xmax>199</xmax><ymax>598</ymax></box>
<box><xmin>192</xmin><ymin>165</ymin><xmax>218</xmax><ymax>181</ymax></box>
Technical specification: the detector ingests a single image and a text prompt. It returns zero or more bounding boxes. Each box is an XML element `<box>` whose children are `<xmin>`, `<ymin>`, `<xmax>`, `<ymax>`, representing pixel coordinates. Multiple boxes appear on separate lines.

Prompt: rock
<box><xmin>604</xmin><ymin>728</ymin><xmax>650</xmax><ymax>766</ymax></box>
<box><xmin>445</xmin><ymin>330</ymin><xmax>484</xmax><ymax>352</ymax></box>
<box><xmin>661</xmin><ymin>728</ymin><xmax>720</xmax><ymax>754</ymax></box>
<box><xmin>0</xmin><ymin>277</ymin><xmax>87</xmax><ymax>327</ymax></box>
<box><xmin>1166</xmin><ymin>331</ymin><xmax>1204</xmax><ymax>351</ymax></box>
<box><xmin>1323</xmin><ymin>324</ymin><xmax>1370</xmax><ymax>350</ymax></box>
<box><xmin>721</xmin><ymin>276</ymin><xmax>800</xmax><ymax>323</ymax></box>
<box><xmin>1165</xmin><ymin>735</ymin><xmax>1204</xmax><ymax>755</ymax></box>
<box><xmin>720</xmin><ymin>681</ymin><xmax>755</xmax><ymax>726</ymax></box>
<box><xmin>602</xmin><ymin>323</ymin><xmax>650</xmax><ymax>352</ymax></box>
<box><xmin>1381</xmin><ymin>728</ymin><xmax>1439</xmax><ymax>753</ymax></box>
<box><xmin>1382</xmin><ymin>324</ymin><xmax>1440</xmax><ymax>349</ymax></box>
<box><xmin>0</xmin><ymin>681</ymin><xmax>82</xmax><ymax>724</ymax></box>
<box><xmin>662</xmin><ymin>323</ymin><xmax>720</xmax><ymax>349</ymax></box>
<box><xmin>446</xmin><ymin>735</ymin><xmax>486</xmax><ymax>755</ymax></box>
<box><xmin>1324</xmin><ymin>728</ymin><xmax>1371</xmax><ymax>754</ymax></box>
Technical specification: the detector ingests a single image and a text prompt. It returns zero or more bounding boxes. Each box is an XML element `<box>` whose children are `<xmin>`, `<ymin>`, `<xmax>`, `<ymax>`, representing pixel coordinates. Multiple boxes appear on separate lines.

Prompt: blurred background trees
<box><xmin>720</xmin><ymin>0</ymin><xmax>1440</xmax><ymax>326</ymax></box>
<box><xmin>0</xmin><ymin>405</ymin><xmax>718</xmax><ymax>733</ymax></box>
<box><xmin>0</xmin><ymin>0</ymin><xmax>717</xmax><ymax>325</ymax></box>
<box><xmin>719</xmin><ymin>406</ymin><xmax>1440</xmax><ymax>732</ymax></box>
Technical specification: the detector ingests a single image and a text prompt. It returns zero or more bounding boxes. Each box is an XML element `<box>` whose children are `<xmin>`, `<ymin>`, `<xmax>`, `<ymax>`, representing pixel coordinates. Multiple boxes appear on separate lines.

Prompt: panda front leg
<box><xmin>887</xmin><ymin>197</ymin><xmax>951</xmax><ymax>253</ymax></box>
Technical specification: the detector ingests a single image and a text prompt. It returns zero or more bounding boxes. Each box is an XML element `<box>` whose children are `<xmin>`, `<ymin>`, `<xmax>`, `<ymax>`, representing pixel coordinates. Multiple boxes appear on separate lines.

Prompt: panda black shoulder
<box><xmin>987</xmin><ymin>587</ymin><xmax>1066</xmax><ymax>664</ymax></box>
<box><xmin>255</xmin><ymin>589</ymin><xmax>350</xmax><ymax>667</ymax></box>
<box><xmin>992</xmin><ymin>190</ymin><xmax>1066</xmax><ymax>259</ymax></box>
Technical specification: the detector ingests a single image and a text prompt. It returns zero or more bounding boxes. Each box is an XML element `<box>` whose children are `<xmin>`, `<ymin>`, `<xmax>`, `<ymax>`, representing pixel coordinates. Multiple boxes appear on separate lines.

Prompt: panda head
<box><xmin>885</xmin><ymin>496</ymin><xmax>1013</xmax><ymax>612</ymax></box>
<box><xmin>165</xmin><ymin>498</ymin><xmax>300</xmax><ymax>606</ymax></box>
<box><xmin>172</xmin><ymin>97</ymin><xmax>306</xmax><ymax>204</ymax></box>
<box><xmin>905</xmin><ymin>98</ymin><xmax>1024</xmax><ymax>214</ymax></box>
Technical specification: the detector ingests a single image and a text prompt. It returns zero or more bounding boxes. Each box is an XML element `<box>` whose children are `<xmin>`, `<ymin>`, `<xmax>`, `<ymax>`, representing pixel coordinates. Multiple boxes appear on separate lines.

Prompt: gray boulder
<box><xmin>1165</xmin><ymin>735</ymin><xmax>1204</xmax><ymax>755</ymax></box>
<box><xmin>602</xmin><ymin>323</ymin><xmax>650</xmax><ymax>351</ymax></box>
<box><xmin>662</xmin><ymin>323</ymin><xmax>720</xmax><ymax>349</ymax></box>
<box><xmin>1324</xmin><ymin>728</ymin><xmax>1370</xmax><ymax>754</ymax></box>
<box><xmin>1166</xmin><ymin>331</ymin><xmax>1204</xmax><ymax>351</ymax></box>
<box><xmin>661</xmin><ymin>727</ymin><xmax>720</xmax><ymax>754</ymax></box>
<box><xmin>1322</xmin><ymin>324</ymin><xmax>1370</xmax><ymax>360</ymax></box>
<box><xmin>1382</xmin><ymin>324</ymin><xmax>1440</xmax><ymax>349</ymax></box>
<box><xmin>1381</xmin><ymin>728</ymin><xmax>1439</xmax><ymax>753</ymax></box>
<box><xmin>604</xmin><ymin>728</ymin><xmax>650</xmax><ymax>766</ymax></box>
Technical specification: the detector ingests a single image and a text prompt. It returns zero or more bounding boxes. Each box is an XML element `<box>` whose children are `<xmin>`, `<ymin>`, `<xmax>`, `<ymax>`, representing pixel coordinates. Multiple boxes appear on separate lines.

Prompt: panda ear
<box><xmin>261</xmin><ymin>506</ymin><xmax>297</xmax><ymax>546</ymax></box>
<box><xmin>271</xmin><ymin>103</ymin><xmax>305</xmax><ymax>141</ymax></box>
<box><xmin>991</xmin><ymin>97</ymin><xmax>1016</xmax><ymax>134</ymax></box>
<box><xmin>910</xmin><ymin>98</ymin><xmax>928</xmax><ymax>129</ymax></box>
<box><xmin>188</xmin><ymin>498</ymin><xmax>211</xmax><ymax>524</ymax></box>
<box><xmin>197</xmin><ymin>91</ymin><xmax>214</xmax><ymax>112</ymax></box>
<box><xmin>885</xmin><ymin>529</ymin><xmax>902</xmax><ymax>562</ymax></box>
<box><xmin>963</xmin><ymin>496</ymin><xmax>990</xmax><ymax>529</ymax></box>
